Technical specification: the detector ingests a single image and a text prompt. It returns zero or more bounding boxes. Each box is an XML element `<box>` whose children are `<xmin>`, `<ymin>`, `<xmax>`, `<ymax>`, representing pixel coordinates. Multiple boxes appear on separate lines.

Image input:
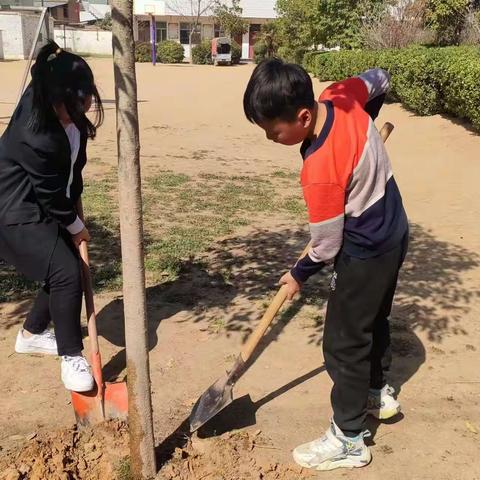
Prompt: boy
<box><xmin>243</xmin><ymin>59</ymin><xmax>408</xmax><ymax>471</ymax></box>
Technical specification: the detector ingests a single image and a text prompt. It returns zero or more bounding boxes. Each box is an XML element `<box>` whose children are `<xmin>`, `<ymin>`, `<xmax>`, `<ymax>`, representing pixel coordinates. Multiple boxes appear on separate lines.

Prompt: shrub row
<box><xmin>303</xmin><ymin>46</ymin><xmax>480</xmax><ymax>130</ymax></box>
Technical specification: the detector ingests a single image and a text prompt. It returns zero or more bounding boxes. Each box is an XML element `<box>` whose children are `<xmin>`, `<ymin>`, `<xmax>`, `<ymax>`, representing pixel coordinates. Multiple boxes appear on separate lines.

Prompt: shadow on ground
<box><xmin>98</xmin><ymin>222</ymin><xmax>476</xmax><ymax>468</ymax></box>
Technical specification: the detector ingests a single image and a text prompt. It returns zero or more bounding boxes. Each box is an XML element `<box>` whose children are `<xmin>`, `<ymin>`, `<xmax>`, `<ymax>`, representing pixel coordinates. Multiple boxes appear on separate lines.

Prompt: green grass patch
<box><xmin>1</xmin><ymin>169</ymin><xmax>306</xmax><ymax>301</ymax></box>
<box><xmin>144</xmin><ymin>171</ymin><xmax>305</xmax><ymax>281</ymax></box>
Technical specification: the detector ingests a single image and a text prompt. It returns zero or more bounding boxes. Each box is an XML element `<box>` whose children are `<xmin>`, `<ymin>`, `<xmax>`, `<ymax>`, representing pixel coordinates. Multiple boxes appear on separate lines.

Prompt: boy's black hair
<box><xmin>243</xmin><ymin>58</ymin><xmax>315</xmax><ymax>124</ymax></box>
<box><xmin>28</xmin><ymin>41</ymin><xmax>104</xmax><ymax>139</ymax></box>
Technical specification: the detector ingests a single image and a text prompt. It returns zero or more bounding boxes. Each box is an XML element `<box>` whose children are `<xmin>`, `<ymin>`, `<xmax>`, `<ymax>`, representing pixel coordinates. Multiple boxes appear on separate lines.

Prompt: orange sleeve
<box><xmin>320</xmin><ymin>78</ymin><xmax>369</xmax><ymax>108</ymax></box>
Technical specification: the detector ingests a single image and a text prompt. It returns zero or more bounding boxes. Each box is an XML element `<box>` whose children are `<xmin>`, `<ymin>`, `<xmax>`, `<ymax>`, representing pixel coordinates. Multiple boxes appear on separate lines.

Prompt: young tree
<box><xmin>167</xmin><ymin>0</ymin><xmax>218</xmax><ymax>62</ymax></box>
<box><xmin>213</xmin><ymin>0</ymin><xmax>249</xmax><ymax>38</ymax></box>
<box><xmin>111</xmin><ymin>1</ymin><xmax>156</xmax><ymax>478</ymax></box>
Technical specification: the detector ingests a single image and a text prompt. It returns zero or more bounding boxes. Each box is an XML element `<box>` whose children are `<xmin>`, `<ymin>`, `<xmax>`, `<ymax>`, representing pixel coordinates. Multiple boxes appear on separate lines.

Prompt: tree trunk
<box><xmin>111</xmin><ymin>2</ymin><xmax>156</xmax><ymax>479</ymax></box>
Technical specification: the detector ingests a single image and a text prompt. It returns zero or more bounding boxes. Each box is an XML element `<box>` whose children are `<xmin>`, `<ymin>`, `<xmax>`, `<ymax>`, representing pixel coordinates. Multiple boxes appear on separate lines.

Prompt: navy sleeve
<box><xmin>290</xmin><ymin>254</ymin><xmax>325</xmax><ymax>283</ymax></box>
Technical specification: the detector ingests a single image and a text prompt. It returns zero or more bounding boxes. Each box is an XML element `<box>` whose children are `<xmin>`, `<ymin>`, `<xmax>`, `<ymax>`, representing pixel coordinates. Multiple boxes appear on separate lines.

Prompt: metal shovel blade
<box><xmin>104</xmin><ymin>381</ymin><xmax>128</xmax><ymax>421</ymax></box>
<box><xmin>190</xmin><ymin>355</ymin><xmax>245</xmax><ymax>432</ymax></box>
<box><xmin>71</xmin><ymin>386</ymin><xmax>105</xmax><ymax>428</ymax></box>
<box><xmin>71</xmin><ymin>381</ymin><xmax>128</xmax><ymax>427</ymax></box>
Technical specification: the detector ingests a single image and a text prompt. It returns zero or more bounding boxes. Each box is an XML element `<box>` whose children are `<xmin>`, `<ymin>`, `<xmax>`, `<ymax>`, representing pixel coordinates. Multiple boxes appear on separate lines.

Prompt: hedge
<box><xmin>135</xmin><ymin>41</ymin><xmax>184</xmax><ymax>64</ymax></box>
<box><xmin>157</xmin><ymin>40</ymin><xmax>184</xmax><ymax>63</ymax></box>
<box><xmin>303</xmin><ymin>46</ymin><xmax>480</xmax><ymax>131</ymax></box>
<box><xmin>192</xmin><ymin>40</ymin><xmax>213</xmax><ymax>65</ymax></box>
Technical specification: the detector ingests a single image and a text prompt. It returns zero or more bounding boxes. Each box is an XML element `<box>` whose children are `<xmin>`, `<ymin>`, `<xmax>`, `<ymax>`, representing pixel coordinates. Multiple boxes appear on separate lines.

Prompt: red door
<box><xmin>248</xmin><ymin>24</ymin><xmax>262</xmax><ymax>60</ymax></box>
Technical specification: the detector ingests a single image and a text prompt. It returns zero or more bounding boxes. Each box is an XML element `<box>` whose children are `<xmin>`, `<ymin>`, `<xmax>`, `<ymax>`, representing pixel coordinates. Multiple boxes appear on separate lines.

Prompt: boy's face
<box><xmin>258</xmin><ymin>108</ymin><xmax>313</xmax><ymax>146</ymax></box>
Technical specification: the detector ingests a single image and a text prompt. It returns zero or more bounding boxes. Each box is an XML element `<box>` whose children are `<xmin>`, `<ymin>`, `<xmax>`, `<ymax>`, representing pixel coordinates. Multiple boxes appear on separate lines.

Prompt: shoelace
<box><xmin>385</xmin><ymin>385</ymin><xmax>395</xmax><ymax>396</ymax></box>
<box><xmin>42</xmin><ymin>331</ymin><xmax>56</xmax><ymax>341</ymax></box>
<box><xmin>64</xmin><ymin>356</ymin><xmax>90</xmax><ymax>373</ymax></box>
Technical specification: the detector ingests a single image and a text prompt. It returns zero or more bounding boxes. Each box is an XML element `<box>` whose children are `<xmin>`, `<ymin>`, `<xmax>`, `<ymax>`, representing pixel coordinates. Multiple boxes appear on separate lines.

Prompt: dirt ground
<box><xmin>1</xmin><ymin>59</ymin><xmax>479</xmax><ymax>480</ymax></box>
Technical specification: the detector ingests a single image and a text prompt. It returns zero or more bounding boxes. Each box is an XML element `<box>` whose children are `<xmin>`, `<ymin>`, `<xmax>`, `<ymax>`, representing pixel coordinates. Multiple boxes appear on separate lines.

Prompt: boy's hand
<box><xmin>72</xmin><ymin>227</ymin><xmax>90</xmax><ymax>248</ymax></box>
<box><xmin>279</xmin><ymin>271</ymin><xmax>301</xmax><ymax>300</ymax></box>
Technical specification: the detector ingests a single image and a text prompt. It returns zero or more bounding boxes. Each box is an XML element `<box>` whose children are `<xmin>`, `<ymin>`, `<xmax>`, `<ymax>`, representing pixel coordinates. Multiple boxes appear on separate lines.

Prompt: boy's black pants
<box><xmin>323</xmin><ymin>235</ymin><xmax>408</xmax><ymax>437</ymax></box>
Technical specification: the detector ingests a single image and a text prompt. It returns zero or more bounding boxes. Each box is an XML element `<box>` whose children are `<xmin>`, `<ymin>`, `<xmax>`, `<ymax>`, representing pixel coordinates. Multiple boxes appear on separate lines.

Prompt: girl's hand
<box><xmin>279</xmin><ymin>271</ymin><xmax>301</xmax><ymax>300</ymax></box>
<box><xmin>72</xmin><ymin>227</ymin><xmax>90</xmax><ymax>248</ymax></box>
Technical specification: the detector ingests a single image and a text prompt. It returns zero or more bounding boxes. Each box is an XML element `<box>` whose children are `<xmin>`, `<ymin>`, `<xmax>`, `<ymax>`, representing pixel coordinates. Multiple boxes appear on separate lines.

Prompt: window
<box><xmin>168</xmin><ymin>23</ymin><xmax>179</xmax><ymax>40</ymax></box>
<box><xmin>180</xmin><ymin>23</ymin><xmax>190</xmax><ymax>44</ymax></box>
<box><xmin>202</xmin><ymin>24</ymin><xmax>214</xmax><ymax>40</ymax></box>
<box><xmin>214</xmin><ymin>24</ymin><xmax>225</xmax><ymax>38</ymax></box>
<box><xmin>63</xmin><ymin>5</ymin><xmax>69</xmax><ymax>19</ymax></box>
<box><xmin>156</xmin><ymin>21</ymin><xmax>167</xmax><ymax>42</ymax></box>
<box><xmin>180</xmin><ymin>23</ymin><xmax>200</xmax><ymax>44</ymax></box>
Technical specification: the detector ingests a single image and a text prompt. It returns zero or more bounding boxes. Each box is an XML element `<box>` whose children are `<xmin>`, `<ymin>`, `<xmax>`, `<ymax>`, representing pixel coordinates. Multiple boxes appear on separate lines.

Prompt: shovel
<box><xmin>189</xmin><ymin>122</ymin><xmax>395</xmax><ymax>432</ymax></box>
<box><xmin>70</xmin><ymin>201</ymin><xmax>128</xmax><ymax>426</ymax></box>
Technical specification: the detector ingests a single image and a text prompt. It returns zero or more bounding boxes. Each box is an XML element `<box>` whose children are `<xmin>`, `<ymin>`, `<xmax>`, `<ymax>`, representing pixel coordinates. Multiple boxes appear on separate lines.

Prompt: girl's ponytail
<box><xmin>27</xmin><ymin>41</ymin><xmax>62</xmax><ymax>132</ymax></box>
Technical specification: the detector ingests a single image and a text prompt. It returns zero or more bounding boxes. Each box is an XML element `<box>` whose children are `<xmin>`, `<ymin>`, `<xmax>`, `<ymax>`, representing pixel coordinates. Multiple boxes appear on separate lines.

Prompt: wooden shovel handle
<box><xmin>240</xmin><ymin>242</ymin><xmax>311</xmax><ymax>362</ymax></box>
<box><xmin>77</xmin><ymin>199</ymin><xmax>103</xmax><ymax>389</ymax></box>
<box><xmin>240</xmin><ymin>121</ymin><xmax>395</xmax><ymax>363</ymax></box>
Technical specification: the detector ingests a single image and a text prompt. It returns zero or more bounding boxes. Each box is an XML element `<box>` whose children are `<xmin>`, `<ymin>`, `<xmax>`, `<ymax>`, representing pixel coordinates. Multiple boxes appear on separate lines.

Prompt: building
<box><xmin>0</xmin><ymin>2</ymin><xmax>54</xmax><ymax>59</ymax></box>
<box><xmin>0</xmin><ymin>1</ymin><xmax>80</xmax><ymax>23</ymax></box>
<box><xmin>80</xmin><ymin>0</ymin><xmax>110</xmax><ymax>23</ymax></box>
<box><xmin>133</xmin><ymin>0</ymin><xmax>277</xmax><ymax>60</ymax></box>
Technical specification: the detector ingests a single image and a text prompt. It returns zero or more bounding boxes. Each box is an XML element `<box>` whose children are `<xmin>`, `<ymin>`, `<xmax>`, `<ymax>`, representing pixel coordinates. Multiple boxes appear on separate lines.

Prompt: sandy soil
<box><xmin>1</xmin><ymin>60</ymin><xmax>479</xmax><ymax>480</ymax></box>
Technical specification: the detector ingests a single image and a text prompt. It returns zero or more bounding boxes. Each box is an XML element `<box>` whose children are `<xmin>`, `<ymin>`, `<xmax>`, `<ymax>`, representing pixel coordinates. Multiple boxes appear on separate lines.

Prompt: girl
<box><xmin>0</xmin><ymin>41</ymin><xmax>104</xmax><ymax>392</ymax></box>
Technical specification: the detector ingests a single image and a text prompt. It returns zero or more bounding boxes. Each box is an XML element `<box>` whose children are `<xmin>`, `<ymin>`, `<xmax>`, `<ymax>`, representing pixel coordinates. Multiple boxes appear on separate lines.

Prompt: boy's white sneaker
<box><xmin>292</xmin><ymin>421</ymin><xmax>371</xmax><ymax>471</ymax></box>
<box><xmin>368</xmin><ymin>384</ymin><xmax>401</xmax><ymax>420</ymax></box>
<box><xmin>61</xmin><ymin>355</ymin><xmax>94</xmax><ymax>392</ymax></box>
<box><xmin>15</xmin><ymin>328</ymin><xmax>58</xmax><ymax>355</ymax></box>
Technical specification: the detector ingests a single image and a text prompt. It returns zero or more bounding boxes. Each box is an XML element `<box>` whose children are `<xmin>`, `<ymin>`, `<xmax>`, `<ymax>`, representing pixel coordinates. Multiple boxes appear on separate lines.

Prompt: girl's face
<box><xmin>84</xmin><ymin>94</ymin><xmax>93</xmax><ymax>113</ymax></box>
<box><xmin>55</xmin><ymin>94</ymin><xmax>93</xmax><ymax>126</ymax></box>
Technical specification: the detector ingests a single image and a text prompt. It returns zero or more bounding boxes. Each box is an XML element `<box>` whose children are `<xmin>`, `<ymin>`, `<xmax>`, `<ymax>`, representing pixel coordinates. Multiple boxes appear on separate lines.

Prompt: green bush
<box><xmin>192</xmin><ymin>40</ymin><xmax>212</xmax><ymax>65</ymax></box>
<box><xmin>303</xmin><ymin>46</ymin><xmax>480</xmax><ymax>130</ymax></box>
<box><xmin>253</xmin><ymin>40</ymin><xmax>268</xmax><ymax>63</ymax></box>
<box><xmin>231</xmin><ymin>41</ymin><xmax>241</xmax><ymax>64</ymax></box>
<box><xmin>157</xmin><ymin>40</ymin><xmax>184</xmax><ymax>63</ymax></box>
<box><xmin>278</xmin><ymin>46</ymin><xmax>307</xmax><ymax>64</ymax></box>
<box><xmin>135</xmin><ymin>42</ymin><xmax>153</xmax><ymax>63</ymax></box>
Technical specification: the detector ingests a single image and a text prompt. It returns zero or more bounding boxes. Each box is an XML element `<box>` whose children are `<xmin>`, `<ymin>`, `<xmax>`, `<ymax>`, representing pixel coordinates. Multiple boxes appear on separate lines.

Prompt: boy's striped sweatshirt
<box><xmin>291</xmin><ymin>69</ymin><xmax>408</xmax><ymax>283</ymax></box>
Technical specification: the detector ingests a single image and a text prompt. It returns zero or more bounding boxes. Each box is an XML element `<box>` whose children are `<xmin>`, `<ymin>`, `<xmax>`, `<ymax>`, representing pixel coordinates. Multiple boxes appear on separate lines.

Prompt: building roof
<box><xmin>0</xmin><ymin>0</ymin><xmax>67</xmax><ymax>7</ymax></box>
<box><xmin>135</xmin><ymin>0</ymin><xmax>277</xmax><ymax>19</ymax></box>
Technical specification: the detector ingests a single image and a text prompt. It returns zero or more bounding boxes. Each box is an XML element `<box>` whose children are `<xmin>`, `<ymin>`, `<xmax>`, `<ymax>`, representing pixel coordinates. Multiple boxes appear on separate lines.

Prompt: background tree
<box><xmin>213</xmin><ymin>0</ymin><xmax>249</xmax><ymax>38</ymax></box>
<box><xmin>275</xmin><ymin>0</ymin><xmax>388</xmax><ymax>61</ymax></box>
<box><xmin>361</xmin><ymin>0</ymin><xmax>432</xmax><ymax>49</ymax></box>
<box><xmin>426</xmin><ymin>0</ymin><xmax>471</xmax><ymax>44</ymax></box>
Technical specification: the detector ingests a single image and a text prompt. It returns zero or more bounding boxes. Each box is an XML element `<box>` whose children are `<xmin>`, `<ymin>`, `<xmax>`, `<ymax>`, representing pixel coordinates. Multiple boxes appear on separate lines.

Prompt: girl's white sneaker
<box><xmin>15</xmin><ymin>328</ymin><xmax>58</xmax><ymax>355</ymax></box>
<box><xmin>61</xmin><ymin>355</ymin><xmax>94</xmax><ymax>392</ymax></box>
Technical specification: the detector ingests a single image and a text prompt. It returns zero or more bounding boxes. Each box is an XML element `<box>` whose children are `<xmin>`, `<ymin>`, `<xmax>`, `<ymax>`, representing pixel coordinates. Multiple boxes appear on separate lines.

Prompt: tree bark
<box><xmin>111</xmin><ymin>1</ymin><xmax>156</xmax><ymax>479</ymax></box>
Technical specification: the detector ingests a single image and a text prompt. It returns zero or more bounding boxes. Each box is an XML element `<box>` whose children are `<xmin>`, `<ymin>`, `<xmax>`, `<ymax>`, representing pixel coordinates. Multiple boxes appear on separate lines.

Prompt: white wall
<box><xmin>0</xmin><ymin>13</ymin><xmax>24</xmax><ymax>60</ymax></box>
<box><xmin>241</xmin><ymin>30</ymin><xmax>249</xmax><ymax>60</ymax></box>
<box><xmin>0</xmin><ymin>12</ymin><xmax>53</xmax><ymax>60</ymax></box>
<box><xmin>54</xmin><ymin>28</ymin><xmax>112</xmax><ymax>56</ymax></box>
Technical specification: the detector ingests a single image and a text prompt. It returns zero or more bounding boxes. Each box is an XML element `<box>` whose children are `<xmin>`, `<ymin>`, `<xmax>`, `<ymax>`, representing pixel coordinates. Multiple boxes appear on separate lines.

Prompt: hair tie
<box><xmin>47</xmin><ymin>47</ymin><xmax>63</xmax><ymax>62</ymax></box>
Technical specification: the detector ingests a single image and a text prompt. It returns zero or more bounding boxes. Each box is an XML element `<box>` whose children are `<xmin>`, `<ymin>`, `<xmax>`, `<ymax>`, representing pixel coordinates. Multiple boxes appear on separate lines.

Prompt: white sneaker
<box><xmin>61</xmin><ymin>355</ymin><xmax>94</xmax><ymax>392</ymax></box>
<box><xmin>15</xmin><ymin>328</ymin><xmax>58</xmax><ymax>355</ymax></box>
<box><xmin>292</xmin><ymin>421</ymin><xmax>371</xmax><ymax>471</ymax></box>
<box><xmin>368</xmin><ymin>384</ymin><xmax>401</xmax><ymax>420</ymax></box>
